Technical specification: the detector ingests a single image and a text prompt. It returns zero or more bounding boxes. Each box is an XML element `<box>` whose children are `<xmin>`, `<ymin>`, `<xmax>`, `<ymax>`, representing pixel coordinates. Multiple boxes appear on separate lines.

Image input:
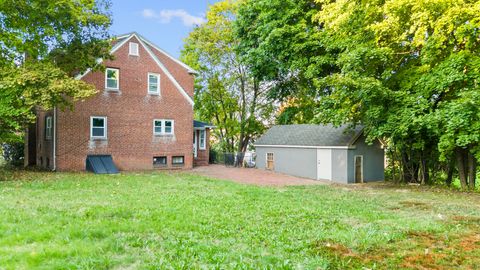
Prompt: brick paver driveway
<box><xmin>192</xmin><ymin>165</ymin><xmax>328</xmax><ymax>186</ymax></box>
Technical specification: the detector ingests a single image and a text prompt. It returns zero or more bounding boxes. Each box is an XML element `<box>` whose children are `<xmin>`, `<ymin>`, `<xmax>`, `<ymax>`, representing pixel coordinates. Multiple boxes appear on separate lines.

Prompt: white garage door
<box><xmin>317</xmin><ymin>149</ymin><xmax>332</xmax><ymax>180</ymax></box>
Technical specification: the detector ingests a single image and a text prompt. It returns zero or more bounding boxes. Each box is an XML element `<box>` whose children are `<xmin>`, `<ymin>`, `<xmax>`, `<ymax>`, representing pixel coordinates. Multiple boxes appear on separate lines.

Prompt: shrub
<box><xmin>2</xmin><ymin>142</ymin><xmax>24</xmax><ymax>167</ymax></box>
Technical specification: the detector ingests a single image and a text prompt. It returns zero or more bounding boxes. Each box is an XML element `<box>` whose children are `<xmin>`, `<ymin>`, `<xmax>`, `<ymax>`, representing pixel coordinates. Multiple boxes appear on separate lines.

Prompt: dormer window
<box><xmin>129</xmin><ymin>42</ymin><xmax>139</xmax><ymax>56</ymax></box>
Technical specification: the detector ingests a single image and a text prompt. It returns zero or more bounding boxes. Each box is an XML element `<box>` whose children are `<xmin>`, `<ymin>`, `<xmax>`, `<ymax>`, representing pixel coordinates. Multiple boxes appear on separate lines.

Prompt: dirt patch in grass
<box><xmin>399</xmin><ymin>230</ymin><xmax>480</xmax><ymax>269</ymax></box>
<box><xmin>458</xmin><ymin>234</ymin><xmax>480</xmax><ymax>252</ymax></box>
<box><xmin>398</xmin><ymin>200</ymin><xmax>432</xmax><ymax>210</ymax></box>
<box><xmin>310</xmin><ymin>229</ymin><xmax>480</xmax><ymax>269</ymax></box>
<box><xmin>451</xmin><ymin>215</ymin><xmax>480</xmax><ymax>225</ymax></box>
<box><xmin>311</xmin><ymin>240</ymin><xmax>358</xmax><ymax>258</ymax></box>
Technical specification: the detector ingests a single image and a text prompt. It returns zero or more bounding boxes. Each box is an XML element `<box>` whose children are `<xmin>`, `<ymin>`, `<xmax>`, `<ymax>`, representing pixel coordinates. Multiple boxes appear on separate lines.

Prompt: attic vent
<box><xmin>129</xmin><ymin>42</ymin><xmax>139</xmax><ymax>56</ymax></box>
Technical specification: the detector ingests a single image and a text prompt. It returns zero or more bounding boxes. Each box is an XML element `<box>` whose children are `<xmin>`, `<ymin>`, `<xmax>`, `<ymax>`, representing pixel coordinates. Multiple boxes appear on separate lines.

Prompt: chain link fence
<box><xmin>209</xmin><ymin>150</ymin><xmax>256</xmax><ymax>168</ymax></box>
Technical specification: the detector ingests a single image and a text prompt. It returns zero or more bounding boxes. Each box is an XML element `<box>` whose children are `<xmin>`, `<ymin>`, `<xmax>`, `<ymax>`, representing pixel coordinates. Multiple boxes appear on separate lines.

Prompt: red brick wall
<box><xmin>55</xmin><ymin>35</ymin><xmax>195</xmax><ymax>171</ymax></box>
<box><xmin>148</xmin><ymin>43</ymin><xmax>194</xmax><ymax>98</ymax></box>
<box><xmin>193</xmin><ymin>129</ymin><xmax>210</xmax><ymax>166</ymax></box>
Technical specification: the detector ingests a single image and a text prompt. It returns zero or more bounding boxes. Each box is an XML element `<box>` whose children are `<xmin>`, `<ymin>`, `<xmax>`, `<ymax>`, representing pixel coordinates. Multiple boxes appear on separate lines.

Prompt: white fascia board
<box><xmin>254</xmin><ymin>144</ymin><xmax>355</xmax><ymax>149</ymax></box>
<box><xmin>135</xmin><ymin>34</ymin><xmax>194</xmax><ymax>106</ymax></box>
<box><xmin>138</xmin><ymin>35</ymin><xmax>198</xmax><ymax>75</ymax></box>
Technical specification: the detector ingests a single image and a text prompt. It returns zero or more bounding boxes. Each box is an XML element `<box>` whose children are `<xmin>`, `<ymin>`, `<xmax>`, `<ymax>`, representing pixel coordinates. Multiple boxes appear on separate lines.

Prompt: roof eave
<box><xmin>254</xmin><ymin>144</ymin><xmax>355</xmax><ymax>150</ymax></box>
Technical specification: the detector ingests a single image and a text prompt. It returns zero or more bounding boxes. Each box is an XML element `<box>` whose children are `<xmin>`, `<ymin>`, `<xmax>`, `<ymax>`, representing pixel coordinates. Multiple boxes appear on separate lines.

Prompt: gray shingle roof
<box><xmin>194</xmin><ymin>120</ymin><xmax>214</xmax><ymax>128</ymax></box>
<box><xmin>255</xmin><ymin>124</ymin><xmax>363</xmax><ymax>147</ymax></box>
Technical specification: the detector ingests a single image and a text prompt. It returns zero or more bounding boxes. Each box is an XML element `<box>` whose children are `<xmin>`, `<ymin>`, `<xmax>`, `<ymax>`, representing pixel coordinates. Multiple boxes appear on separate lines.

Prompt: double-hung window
<box><xmin>148</xmin><ymin>73</ymin><xmax>160</xmax><ymax>95</ymax></box>
<box><xmin>45</xmin><ymin>116</ymin><xmax>52</xmax><ymax>140</ymax></box>
<box><xmin>153</xmin><ymin>119</ymin><xmax>174</xmax><ymax>135</ymax></box>
<box><xmin>199</xmin><ymin>130</ymin><xmax>206</xmax><ymax>150</ymax></box>
<box><xmin>105</xmin><ymin>68</ymin><xmax>119</xmax><ymax>90</ymax></box>
<box><xmin>91</xmin><ymin>116</ymin><xmax>107</xmax><ymax>139</ymax></box>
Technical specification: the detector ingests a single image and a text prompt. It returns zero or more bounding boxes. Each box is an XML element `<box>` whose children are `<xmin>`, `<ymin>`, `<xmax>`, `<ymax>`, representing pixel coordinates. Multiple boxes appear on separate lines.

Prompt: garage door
<box><xmin>317</xmin><ymin>149</ymin><xmax>332</xmax><ymax>180</ymax></box>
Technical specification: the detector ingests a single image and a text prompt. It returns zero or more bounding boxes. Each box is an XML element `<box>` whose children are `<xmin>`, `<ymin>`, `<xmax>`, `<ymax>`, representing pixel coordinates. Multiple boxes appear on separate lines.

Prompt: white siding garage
<box><xmin>255</xmin><ymin>124</ymin><xmax>385</xmax><ymax>184</ymax></box>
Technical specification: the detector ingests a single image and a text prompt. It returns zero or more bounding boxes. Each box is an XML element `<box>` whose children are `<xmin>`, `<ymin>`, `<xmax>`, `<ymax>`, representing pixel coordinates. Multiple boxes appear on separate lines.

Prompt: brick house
<box><xmin>25</xmin><ymin>32</ymin><xmax>213</xmax><ymax>172</ymax></box>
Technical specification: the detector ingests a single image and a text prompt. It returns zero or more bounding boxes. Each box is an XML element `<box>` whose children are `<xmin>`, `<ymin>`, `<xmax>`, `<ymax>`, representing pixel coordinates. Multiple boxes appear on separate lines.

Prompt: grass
<box><xmin>0</xmin><ymin>171</ymin><xmax>479</xmax><ymax>269</ymax></box>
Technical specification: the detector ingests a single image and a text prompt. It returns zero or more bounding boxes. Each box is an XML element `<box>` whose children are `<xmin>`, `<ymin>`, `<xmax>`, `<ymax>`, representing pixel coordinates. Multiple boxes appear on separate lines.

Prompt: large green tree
<box><xmin>0</xmin><ymin>0</ymin><xmax>112</xmax><ymax>143</ymax></box>
<box><xmin>236</xmin><ymin>0</ymin><xmax>480</xmax><ymax>189</ymax></box>
<box><xmin>181</xmin><ymin>0</ymin><xmax>274</xmax><ymax>153</ymax></box>
<box><xmin>235</xmin><ymin>0</ymin><xmax>337</xmax><ymax>124</ymax></box>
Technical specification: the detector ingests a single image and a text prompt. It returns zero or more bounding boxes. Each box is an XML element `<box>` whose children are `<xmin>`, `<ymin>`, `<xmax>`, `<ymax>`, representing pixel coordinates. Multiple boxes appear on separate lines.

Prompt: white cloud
<box><xmin>141</xmin><ymin>9</ymin><xmax>206</xmax><ymax>27</ymax></box>
<box><xmin>142</xmin><ymin>9</ymin><xmax>156</xmax><ymax>19</ymax></box>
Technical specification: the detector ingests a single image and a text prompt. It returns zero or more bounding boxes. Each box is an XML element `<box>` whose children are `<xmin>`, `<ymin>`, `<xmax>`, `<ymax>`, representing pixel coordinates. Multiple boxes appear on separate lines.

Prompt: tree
<box><xmin>181</xmin><ymin>0</ymin><xmax>274</xmax><ymax>153</ymax></box>
<box><xmin>313</xmin><ymin>0</ymin><xmax>480</xmax><ymax>188</ymax></box>
<box><xmin>0</xmin><ymin>0</ymin><xmax>112</xmax><ymax>143</ymax></box>
<box><xmin>235</xmin><ymin>0</ymin><xmax>480</xmax><ymax>189</ymax></box>
<box><xmin>235</xmin><ymin>0</ymin><xmax>338</xmax><ymax>124</ymax></box>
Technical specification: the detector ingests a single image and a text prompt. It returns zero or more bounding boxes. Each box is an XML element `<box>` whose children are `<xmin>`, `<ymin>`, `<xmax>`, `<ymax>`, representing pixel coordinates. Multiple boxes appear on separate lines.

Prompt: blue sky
<box><xmin>110</xmin><ymin>0</ymin><xmax>220</xmax><ymax>58</ymax></box>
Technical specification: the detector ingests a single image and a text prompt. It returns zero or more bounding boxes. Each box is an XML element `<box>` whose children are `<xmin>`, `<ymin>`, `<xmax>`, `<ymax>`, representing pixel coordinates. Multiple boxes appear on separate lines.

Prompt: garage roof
<box><xmin>255</xmin><ymin>124</ymin><xmax>363</xmax><ymax>147</ymax></box>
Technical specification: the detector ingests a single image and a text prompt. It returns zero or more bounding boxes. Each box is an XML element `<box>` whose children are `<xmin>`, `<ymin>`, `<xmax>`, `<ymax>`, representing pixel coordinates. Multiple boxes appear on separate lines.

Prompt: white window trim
<box><xmin>90</xmin><ymin>116</ymin><xmax>107</xmax><ymax>140</ymax></box>
<box><xmin>45</xmin><ymin>116</ymin><xmax>52</xmax><ymax>140</ymax></box>
<box><xmin>148</xmin><ymin>73</ymin><xmax>160</xmax><ymax>95</ymax></box>
<box><xmin>199</xmin><ymin>130</ymin><xmax>206</xmax><ymax>150</ymax></box>
<box><xmin>129</xmin><ymin>42</ymin><xmax>139</xmax><ymax>56</ymax></box>
<box><xmin>153</xmin><ymin>119</ymin><xmax>174</xmax><ymax>136</ymax></box>
<box><xmin>105</xmin><ymin>68</ymin><xmax>119</xmax><ymax>90</ymax></box>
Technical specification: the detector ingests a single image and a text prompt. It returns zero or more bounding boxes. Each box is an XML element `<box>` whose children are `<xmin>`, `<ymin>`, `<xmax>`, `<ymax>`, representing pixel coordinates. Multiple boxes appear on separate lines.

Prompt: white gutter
<box><xmin>254</xmin><ymin>144</ymin><xmax>356</xmax><ymax>149</ymax></box>
<box><xmin>53</xmin><ymin>106</ymin><xmax>56</xmax><ymax>171</ymax></box>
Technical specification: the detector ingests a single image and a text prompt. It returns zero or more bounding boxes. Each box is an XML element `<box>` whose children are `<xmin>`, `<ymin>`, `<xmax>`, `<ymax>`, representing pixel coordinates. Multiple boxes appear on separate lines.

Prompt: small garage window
<box><xmin>153</xmin><ymin>156</ymin><xmax>167</xmax><ymax>166</ymax></box>
<box><xmin>266</xmin><ymin>152</ymin><xmax>274</xmax><ymax>170</ymax></box>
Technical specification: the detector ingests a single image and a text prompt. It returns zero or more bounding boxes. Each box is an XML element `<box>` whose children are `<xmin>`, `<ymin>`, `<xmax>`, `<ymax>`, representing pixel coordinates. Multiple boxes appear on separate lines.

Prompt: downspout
<box><xmin>53</xmin><ymin>106</ymin><xmax>56</xmax><ymax>171</ymax></box>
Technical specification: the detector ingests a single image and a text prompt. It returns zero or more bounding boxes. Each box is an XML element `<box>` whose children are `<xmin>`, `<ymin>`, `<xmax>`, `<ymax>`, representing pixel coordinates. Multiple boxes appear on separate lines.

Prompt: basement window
<box><xmin>153</xmin><ymin>156</ymin><xmax>167</xmax><ymax>167</ymax></box>
<box><xmin>172</xmin><ymin>156</ymin><xmax>184</xmax><ymax>166</ymax></box>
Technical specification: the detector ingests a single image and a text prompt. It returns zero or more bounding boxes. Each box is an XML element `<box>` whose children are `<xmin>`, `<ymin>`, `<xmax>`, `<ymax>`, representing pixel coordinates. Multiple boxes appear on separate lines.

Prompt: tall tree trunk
<box><xmin>392</xmin><ymin>148</ymin><xmax>397</xmax><ymax>183</ymax></box>
<box><xmin>468</xmin><ymin>151</ymin><xmax>477</xmax><ymax>190</ymax></box>
<box><xmin>401</xmin><ymin>151</ymin><xmax>412</xmax><ymax>183</ymax></box>
<box><xmin>455</xmin><ymin>147</ymin><xmax>468</xmax><ymax>190</ymax></box>
<box><xmin>420</xmin><ymin>155</ymin><xmax>430</xmax><ymax>185</ymax></box>
<box><xmin>445</xmin><ymin>158</ymin><xmax>455</xmax><ymax>187</ymax></box>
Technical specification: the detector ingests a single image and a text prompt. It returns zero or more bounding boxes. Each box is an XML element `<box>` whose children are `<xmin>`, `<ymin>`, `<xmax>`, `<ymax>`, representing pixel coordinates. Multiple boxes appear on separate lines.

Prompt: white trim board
<box><xmin>255</xmin><ymin>144</ymin><xmax>355</xmax><ymax>149</ymax></box>
<box><xmin>136</xmin><ymin>36</ymin><xmax>194</xmax><ymax>106</ymax></box>
<box><xmin>140</xmin><ymin>36</ymin><xmax>198</xmax><ymax>75</ymax></box>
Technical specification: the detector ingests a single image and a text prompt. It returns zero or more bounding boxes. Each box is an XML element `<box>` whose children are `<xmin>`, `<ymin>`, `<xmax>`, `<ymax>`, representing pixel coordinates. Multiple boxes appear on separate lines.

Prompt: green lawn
<box><xmin>0</xmin><ymin>171</ymin><xmax>479</xmax><ymax>269</ymax></box>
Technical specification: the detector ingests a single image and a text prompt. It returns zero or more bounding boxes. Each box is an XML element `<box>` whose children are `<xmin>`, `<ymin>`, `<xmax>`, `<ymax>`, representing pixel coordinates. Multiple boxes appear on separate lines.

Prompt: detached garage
<box><xmin>254</xmin><ymin>125</ymin><xmax>384</xmax><ymax>184</ymax></box>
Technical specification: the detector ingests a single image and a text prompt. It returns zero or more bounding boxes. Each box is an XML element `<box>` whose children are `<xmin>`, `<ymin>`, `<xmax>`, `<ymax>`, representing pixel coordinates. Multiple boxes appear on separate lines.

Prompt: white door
<box><xmin>317</xmin><ymin>149</ymin><xmax>332</xmax><ymax>180</ymax></box>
